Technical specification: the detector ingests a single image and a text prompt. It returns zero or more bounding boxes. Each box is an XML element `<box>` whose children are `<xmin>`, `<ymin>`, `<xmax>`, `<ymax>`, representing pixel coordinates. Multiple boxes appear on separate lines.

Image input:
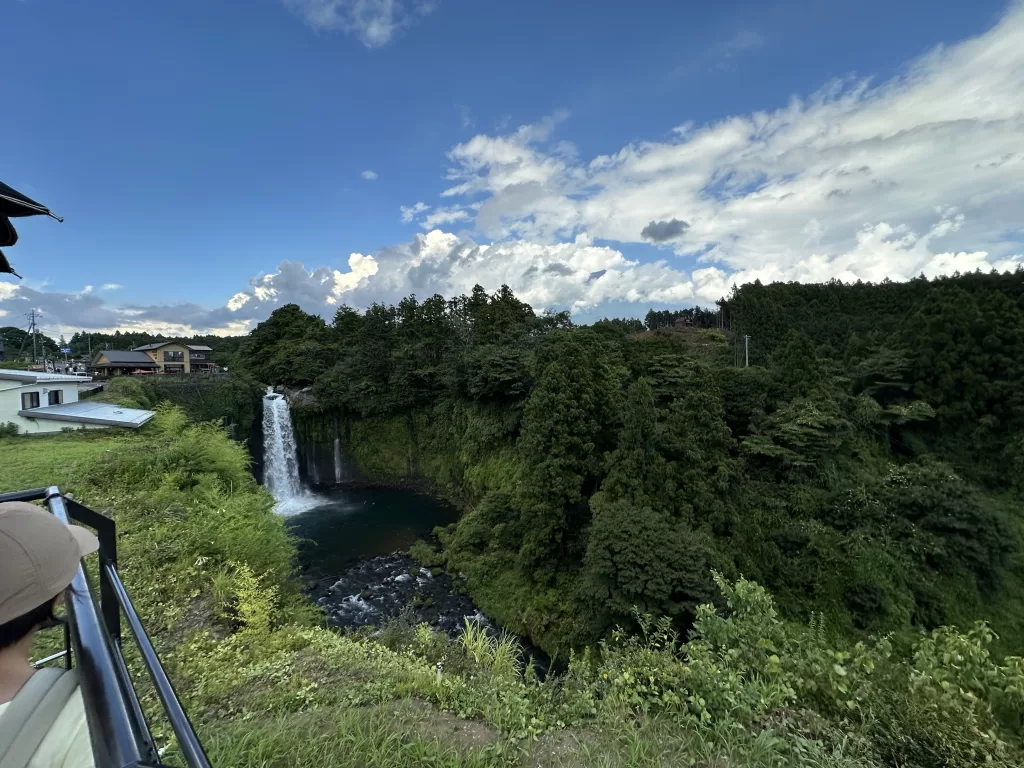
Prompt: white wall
<box><xmin>0</xmin><ymin>382</ymin><xmax>86</xmax><ymax>435</ymax></box>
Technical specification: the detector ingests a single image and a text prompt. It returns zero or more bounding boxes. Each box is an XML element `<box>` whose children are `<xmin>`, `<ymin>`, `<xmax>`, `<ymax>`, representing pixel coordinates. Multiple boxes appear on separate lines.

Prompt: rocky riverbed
<box><xmin>305</xmin><ymin>552</ymin><xmax>490</xmax><ymax>635</ymax></box>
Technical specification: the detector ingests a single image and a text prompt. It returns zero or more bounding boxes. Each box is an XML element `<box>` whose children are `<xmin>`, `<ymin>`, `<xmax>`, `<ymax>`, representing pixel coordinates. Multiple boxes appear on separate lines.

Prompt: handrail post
<box><xmin>66</xmin><ymin>497</ymin><xmax>121</xmax><ymax>644</ymax></box>
<box><xmin>104</xmin><ymin>564</ymin><xmax>212</xmax><ymax>768</ymax></box>
<box><xmin>45</xmin><ymin>487</ymin><xmax>157</xmax><ymax>767</ymax></box>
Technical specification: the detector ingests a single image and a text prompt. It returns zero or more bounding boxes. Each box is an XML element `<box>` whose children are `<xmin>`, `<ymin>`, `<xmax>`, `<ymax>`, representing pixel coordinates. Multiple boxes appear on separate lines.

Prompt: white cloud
<box><xmin>342</xmin><ymin>230</ymin><xmax>694</xmax><ymax>312</ymax></box>
<box><xmin>400</xmin><ymin>201</ymin><xmax>431</xmax><ymax>222</ymax></box>
<box><xmin>329</xmin><ymin>252</ymin><xmax>379</xmax><ymax>298</ymax></box>
<box><xmin>720</xmin><ymin>29</ymin><xmax>764</xmax><ymax>58</ymax></box>
<box><xmin>101</xmin><ymin>283</ymin><xmax>122</xmax><ymax>291</ymax></box>
<box><xmin>420</xmin><ymin>206</ymin><xmax>470</xmax><ymax>229</ymax></box>
<box><xmin>227</xmin><ymin>292</ymin><xmax>250</xmax><ymax>311</ymax></box>
<box><xmin>360</xmin><ymin>169</ymin><xmax>379</xmax><ymax>180</ymax></box>
<box><xmin>284</xmin><ymin>0</ymin><xmax>435</xmax><ymax>47</ymax></box>
<box><xmin>437</xmin><ymin>3</ymin><xmax>1024</xmax><ymax>291</ymax></box>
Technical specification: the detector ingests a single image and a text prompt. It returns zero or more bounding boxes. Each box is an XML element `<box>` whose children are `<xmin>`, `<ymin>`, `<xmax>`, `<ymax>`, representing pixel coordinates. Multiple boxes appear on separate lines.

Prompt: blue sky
<box><xmin>2</xmin><ymin>0</ymin><xmax>1022</xmax><ymax>336</ymax></box>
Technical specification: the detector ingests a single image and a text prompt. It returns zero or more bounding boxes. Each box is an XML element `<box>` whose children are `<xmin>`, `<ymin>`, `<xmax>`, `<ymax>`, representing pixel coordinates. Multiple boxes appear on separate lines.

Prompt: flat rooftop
<box><xmin>0</xmin><ymin>369</ymin><xmax>93</xmax><ymax>384</ymax></box>
<box><xmin>19</xmin><ymin>401</ymin><xmax>154</xmax><ymax>429</ymax></box>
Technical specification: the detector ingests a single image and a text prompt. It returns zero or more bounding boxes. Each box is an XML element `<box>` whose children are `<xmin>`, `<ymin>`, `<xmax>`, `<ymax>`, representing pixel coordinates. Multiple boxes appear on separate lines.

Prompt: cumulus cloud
<box><xmin>360</xmin><ymin>169</ymin><xmax>379</xmax><ymax>180</ymax></box>
<box><xmin>343</xmin><ymin>229</ymin><xmax>694</xmax><ymax>312</ymax></box>
<box><xmin>284</xmin><ymin>0</ymin><xmax>435</xmax><ymax>47</ymax></box>
<box><xmin>641</xmin><ymin>218</ymin><xmax>690</xmax><ymax>242</ymax></box>
<box><xmin>0</xmin><ymin>253</ymin><xmax>380</xmax><ymax>338</ymax></box>
<box><xmin>438</xmin><ymin>3</ymin><xmax>1024</xmax><ymax>290</ymax></box>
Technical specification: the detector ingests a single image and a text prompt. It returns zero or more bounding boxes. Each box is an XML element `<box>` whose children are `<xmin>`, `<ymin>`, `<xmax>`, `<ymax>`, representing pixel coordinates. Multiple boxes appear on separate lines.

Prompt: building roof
<box><xmin>18</xmin><ymin>401</ymin><xmax>154</xmax><ymax>429</ymax></box>
<box><xmin>0</xmin><ymin>369</ymin><xmax>93</xmax><ymax>385</ymax></box>
<box><xmin>134</xmin><ymin>341</ymin><xmax>212</xmax><ymax>353</ymax></box>
<box><xmin>92</xmin><ymin>351</ymin><xmax>159</xmax><ymax>367</ymax></box>
<box><xmin>133</xmin><ymin>341</ymin><xmax>189</xmax><ymax>352</ymax></box>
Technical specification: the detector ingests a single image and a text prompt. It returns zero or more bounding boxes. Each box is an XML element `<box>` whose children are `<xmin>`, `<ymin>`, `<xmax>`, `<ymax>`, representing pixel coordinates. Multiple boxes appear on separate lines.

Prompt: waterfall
<box><xmin>333</xmin><ymin>412</ymin><xmax>344</xmax><ymax>484</ymax></box>
<box><xmin>262</xmin><ymin>388</ymin><xmax>319</xmax><ymax>514</ymax></box>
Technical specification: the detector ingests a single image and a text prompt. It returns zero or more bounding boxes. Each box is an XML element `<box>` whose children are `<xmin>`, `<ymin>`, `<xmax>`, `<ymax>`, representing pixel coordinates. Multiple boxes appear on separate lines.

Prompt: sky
<box><xmin>2</xmin><ymin>0</ymin><xmax>1023</xmax><ymax>338</ymax></box>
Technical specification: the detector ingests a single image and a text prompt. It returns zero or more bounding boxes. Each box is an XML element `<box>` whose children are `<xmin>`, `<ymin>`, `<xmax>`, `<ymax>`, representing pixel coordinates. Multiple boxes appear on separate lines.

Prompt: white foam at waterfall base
<box><xmin>262</xmin><ymin>388</ymin><xmax>322</xmax><ymax>515</ymax></box>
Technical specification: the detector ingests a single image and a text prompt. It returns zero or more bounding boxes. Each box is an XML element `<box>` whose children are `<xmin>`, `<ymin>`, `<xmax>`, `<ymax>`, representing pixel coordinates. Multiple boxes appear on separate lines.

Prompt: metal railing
<box><xmin>0</xmin><ymin>486</ymin><xmax>211</xmax><ymax>768</ymax></box>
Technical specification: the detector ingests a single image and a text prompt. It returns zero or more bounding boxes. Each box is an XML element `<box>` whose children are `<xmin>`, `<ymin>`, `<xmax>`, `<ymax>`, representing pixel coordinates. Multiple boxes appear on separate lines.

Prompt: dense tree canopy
<box><xmin>239</xmin><ymin>270</ymin><xmax>1024</xmax><ymax>655</ymax></box>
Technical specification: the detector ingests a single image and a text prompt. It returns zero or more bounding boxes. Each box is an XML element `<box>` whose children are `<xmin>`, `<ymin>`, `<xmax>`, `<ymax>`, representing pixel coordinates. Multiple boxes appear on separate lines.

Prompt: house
<box><xmin>132</xmin><ymin>342</ymin><xmax>215</xmax><ymax>374</ymax></box>
<box><xmin>185</xmin><ymin>345</ymin><xmax>215</xmax><ymax>373</ymax></box>
<box><xmin>90</xmin><ymin>351</ymin><xmax>160</xmax><ymax>377</ymax></box>
<box><xmin>0</xmin><ymin>369</ymin><xmax>154</xmax><ymax>433</ymax></box>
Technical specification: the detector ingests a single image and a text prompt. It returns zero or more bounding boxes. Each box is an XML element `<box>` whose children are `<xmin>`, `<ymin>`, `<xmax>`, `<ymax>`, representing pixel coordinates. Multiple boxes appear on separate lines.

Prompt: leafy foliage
<box><xmin>3</xmin><ymin>409</ymin><xmax>1023</xmax><ymax>766</ymax></box>
<box><xmin>235</xmin><ymin>273</ymin><xmax>1022</xmax><ymax>662</ymax></box>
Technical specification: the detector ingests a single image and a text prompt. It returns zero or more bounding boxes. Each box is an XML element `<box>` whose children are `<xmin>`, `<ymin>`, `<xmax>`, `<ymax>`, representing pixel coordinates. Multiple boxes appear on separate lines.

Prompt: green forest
<box><xmin>237</xmin><ymin>270</ymin><xmax>1024</xmax><ymax>661</ymax></box>
<box><xmin>4</xmin><ymin>268</ymin><xmax>1022</xmax><ymax>767</ymax></box>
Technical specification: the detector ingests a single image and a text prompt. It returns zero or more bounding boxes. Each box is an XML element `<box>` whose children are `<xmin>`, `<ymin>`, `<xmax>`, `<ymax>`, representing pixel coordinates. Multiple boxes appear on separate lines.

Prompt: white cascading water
<box><xmin>262</xmin><ymin>388</ymin><xmax>319</xmax><ymax>514</ymax></box>
<box><xmin>334</xmin><ymin>434</ymin><xmax>343</xmax><ymax>483</ymax></box>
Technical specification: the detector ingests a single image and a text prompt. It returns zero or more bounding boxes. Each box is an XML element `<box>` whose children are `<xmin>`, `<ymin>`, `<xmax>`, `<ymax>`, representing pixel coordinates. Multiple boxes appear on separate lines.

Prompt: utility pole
<box><xmin>744</xmin><ymin>334</ymin><xmax>750</xmax><ymax>367</ymax></box>
<box><xmin>27</xmin><ymin>310</ymin><xmax>39</xmax><ymax>366</ymax></box>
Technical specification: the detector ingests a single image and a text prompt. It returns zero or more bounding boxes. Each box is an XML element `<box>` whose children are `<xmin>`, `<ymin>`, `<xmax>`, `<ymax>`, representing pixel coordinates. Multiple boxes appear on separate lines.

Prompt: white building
<box><xmin>0</xmin><ymin>369</ymin><xmax>154</xmax><ymax>434</ymax></box>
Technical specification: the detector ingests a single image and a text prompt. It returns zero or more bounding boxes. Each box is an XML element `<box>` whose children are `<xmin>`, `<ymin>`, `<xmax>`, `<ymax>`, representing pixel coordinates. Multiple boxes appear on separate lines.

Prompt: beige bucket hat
<box><xmin>0</xmin><ymin>501</ymin><xmax>98</xmax><ymax>625</ymax></box>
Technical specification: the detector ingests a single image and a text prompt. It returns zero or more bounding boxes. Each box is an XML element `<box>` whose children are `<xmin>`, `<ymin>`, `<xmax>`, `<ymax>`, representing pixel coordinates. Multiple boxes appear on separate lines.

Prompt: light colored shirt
<box><xmin>0</xmin><ymin>687</ymin><xmax>94</xmax><ymax>768</ymax></box>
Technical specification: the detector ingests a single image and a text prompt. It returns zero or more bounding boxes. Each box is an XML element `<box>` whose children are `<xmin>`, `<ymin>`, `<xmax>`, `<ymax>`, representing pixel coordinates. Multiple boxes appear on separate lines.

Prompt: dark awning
<box><xmin>0</xmin><ymin>181</ymin><xmax>63</xmax><ymax>278</ymax></box>
<box><xmin>0</xmin><ymin>182</ymin><xmax>62</xmax><ymax>221</ymax></box>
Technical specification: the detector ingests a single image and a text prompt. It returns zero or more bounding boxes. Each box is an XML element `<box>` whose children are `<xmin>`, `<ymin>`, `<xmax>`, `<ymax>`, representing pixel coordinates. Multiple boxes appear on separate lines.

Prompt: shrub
<box><xmin>408</xmin><ymin>539</ymin><xmax>444</xmax><ymax>567</ymax></box>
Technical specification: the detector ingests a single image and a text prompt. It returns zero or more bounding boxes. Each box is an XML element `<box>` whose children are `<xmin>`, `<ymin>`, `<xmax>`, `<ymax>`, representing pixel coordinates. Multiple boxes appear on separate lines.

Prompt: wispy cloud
<box><xmin>360</xmin><ymin>169</ymin><xmax>379</xmax><ymax>180</ymax></box>
<box><xmin>436</xmin><ymin>2</ymin><xmax>1024</xmax><ymax>301</ymax></box>
<box><xmin>284</xmin><ymin>0</ymin><xmax>436</xmax><ymax>48</ymax></box>
<box><xmin>101</xmin><ymin>283</ymin><xmax>122</xmax><ymax>291</ymax></box>
<box><xmin>420</xmin><ymin>206</ymin><xmax>470</xmax><ymax>229</ymax></box>
<box><xmin>719</xmin><ymin>28</ymin><xmax>764</xmax><ymax>59</ymax></box>
<box><xmin>400</xmin><ymin>201</ymin><xmax>430</xmax><ymax>222</ymax></box>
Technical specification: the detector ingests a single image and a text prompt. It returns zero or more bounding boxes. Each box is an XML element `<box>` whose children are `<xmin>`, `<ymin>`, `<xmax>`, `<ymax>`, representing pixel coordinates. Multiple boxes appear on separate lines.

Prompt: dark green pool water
<box><xmin>284</xmin><ymin>487</ymin><xmax>459</xmax><ymax>576</ymax></box>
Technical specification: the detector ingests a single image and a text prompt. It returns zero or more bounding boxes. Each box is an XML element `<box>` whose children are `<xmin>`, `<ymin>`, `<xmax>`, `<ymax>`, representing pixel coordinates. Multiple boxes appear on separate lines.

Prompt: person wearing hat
<box><xmin>0</xmin><ymin>501</ymin><xmax>98</xmax><ymax>768</ymax></box>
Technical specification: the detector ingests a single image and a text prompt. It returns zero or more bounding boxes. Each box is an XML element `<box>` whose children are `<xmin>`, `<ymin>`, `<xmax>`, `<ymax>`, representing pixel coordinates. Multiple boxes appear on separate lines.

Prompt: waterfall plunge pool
<box><xmin>285</xmin><ymin>487</ymin><xmax>459</xmax><ymax>576</ymax></box>
<box><xmin>285</xmin><ymin>489</ymin><xmax>484</xmax><ymax>635</ymax></box>
<box><xmin>262</xmin><ymin>388</ymin><xmax>510</xmax><ymax>644</ymax></box>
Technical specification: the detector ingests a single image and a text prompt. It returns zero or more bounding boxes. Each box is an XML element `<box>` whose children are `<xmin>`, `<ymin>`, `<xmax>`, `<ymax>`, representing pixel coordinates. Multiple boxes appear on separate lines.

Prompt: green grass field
<box><xmin>0</xmin><ymin>431</ymin><xmax>125</xmax><ymax>495</ymax></box>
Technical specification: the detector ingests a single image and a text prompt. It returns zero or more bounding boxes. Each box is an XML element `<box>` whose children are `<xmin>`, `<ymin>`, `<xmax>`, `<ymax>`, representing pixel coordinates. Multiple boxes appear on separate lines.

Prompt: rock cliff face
<box><xmin>281</xmin><ymin>389</ymin><xmax>432</xmax><ymax>492</ymax></box>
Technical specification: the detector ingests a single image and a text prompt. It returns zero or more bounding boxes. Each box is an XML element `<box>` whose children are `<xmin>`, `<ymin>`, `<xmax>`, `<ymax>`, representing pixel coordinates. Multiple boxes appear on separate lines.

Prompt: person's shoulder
<box><xmin>30</xmin><ymin>685</ymin><xmax>94</xmax><ymax>768</ymax></box>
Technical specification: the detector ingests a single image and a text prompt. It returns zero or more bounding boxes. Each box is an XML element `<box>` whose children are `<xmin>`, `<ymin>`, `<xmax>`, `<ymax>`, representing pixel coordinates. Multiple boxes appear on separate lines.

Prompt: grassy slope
<box><xmin>0</xmin><ymin>420</ymin><xmax>770</xmax><ymax>768</ymax></box>
<box><xmin>3</xmin><ymin>413</ymin><xmax>1021</xmax><ymax>768</ymax></box>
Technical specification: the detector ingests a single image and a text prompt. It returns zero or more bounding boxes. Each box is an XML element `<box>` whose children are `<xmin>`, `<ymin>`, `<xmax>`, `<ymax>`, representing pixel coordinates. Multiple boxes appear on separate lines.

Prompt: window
<box><xmin>190</xmin><ymin>353</ymin><xmax>207</xmax><ymax>360</ymax></box>
<box><xmin>21</xmin><ymin>392</ymin><xmax>40</xmax><ymax>410</ymax></box>
<box><xmin>48</xmin><ymin>389</ymin><xmax>64</xmax><ymax>405</ymax></box>
<box><xmin>163</xmin><ymin>351</ymin><xmax>184</xmax><ymax>362</ymax></box>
